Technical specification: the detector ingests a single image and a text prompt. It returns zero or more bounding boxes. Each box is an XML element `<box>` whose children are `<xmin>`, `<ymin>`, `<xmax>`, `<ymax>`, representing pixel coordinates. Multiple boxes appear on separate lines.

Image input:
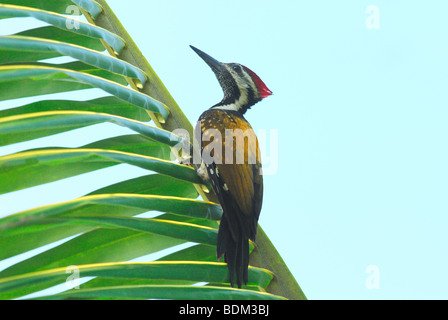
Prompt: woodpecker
<box><xmin>190</xmin><ymin>46</ymin><xmax>272</xmax><ymax>288</ymax></box>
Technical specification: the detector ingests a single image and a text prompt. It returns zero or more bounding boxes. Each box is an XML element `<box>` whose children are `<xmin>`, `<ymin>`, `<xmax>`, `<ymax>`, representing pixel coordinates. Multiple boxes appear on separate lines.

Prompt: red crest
<box><xmin>242</xmin><ymin>66</ymin><xmax>273</xmax><ymax>99</ymax></box>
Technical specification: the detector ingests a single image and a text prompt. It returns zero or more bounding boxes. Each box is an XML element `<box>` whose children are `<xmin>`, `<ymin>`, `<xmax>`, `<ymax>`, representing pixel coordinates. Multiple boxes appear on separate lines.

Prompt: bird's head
<box><xmin>190</xmin><ymin>45</ymin><xmax>272</xmax><ymax>114</ymax></box>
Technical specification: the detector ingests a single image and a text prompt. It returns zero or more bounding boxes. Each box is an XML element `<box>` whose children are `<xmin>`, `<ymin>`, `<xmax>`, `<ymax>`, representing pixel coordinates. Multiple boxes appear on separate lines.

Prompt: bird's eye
<box><xmin>232</xmin><ymin>65</ymin><xmax>241</xmax><ymax>71</ymax></box>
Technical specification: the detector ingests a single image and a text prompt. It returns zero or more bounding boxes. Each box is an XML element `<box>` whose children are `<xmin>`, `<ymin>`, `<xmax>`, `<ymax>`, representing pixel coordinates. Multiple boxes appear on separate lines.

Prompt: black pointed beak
<box><xmin>190</xmin><ymin>45</ymin><xmax>224</xmax><ymax>73</ymax></box>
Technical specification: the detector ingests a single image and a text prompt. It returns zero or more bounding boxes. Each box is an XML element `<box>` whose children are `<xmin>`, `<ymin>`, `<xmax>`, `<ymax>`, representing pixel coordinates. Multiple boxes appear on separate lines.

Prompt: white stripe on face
<box><xmin>212</xmin><ymin>65</ymin><xmax>256</xmax><ymax>112</ymax></box>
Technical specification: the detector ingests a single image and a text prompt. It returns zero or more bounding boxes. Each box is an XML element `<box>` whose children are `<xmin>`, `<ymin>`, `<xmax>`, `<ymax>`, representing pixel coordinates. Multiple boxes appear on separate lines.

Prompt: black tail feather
<box><xmin>242</xmin><ymin>236</ymin><xmax>249</xmax><ymax>284</ymax></box>
<box><xmin>217</xmin><ymin>218</ymin><xmax>250</xmax><ymax>288</ymax></box>
<box><xmin>216</xmin><ymin>218</ymin><xmax>228</xmax><ymax>260</ymax></box>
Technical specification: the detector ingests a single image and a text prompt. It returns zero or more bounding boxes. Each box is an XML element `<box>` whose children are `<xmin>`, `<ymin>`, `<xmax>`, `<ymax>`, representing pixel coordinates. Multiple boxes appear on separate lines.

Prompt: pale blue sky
<box><xmin>1</xmin><ymin>0</ymin><xmax>447</xmax><ymax>299</ymax></box>
<box><xmin>105</xmin><ymin>0</ymin><xmax>448</xmax><ymax>299</ymax></box>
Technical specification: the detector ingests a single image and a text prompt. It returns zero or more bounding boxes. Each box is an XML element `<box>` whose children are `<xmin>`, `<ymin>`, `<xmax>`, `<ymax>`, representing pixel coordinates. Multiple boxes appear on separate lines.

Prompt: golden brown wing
<box><xmin>198</xmin><ymin>109</ymin><xmax>263</xmax><ymax>235</ymax></box>
<box><xmin>196</xmin><ymin>109</ymin><xmax>263</xmax><ymax>287</ymax></box>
